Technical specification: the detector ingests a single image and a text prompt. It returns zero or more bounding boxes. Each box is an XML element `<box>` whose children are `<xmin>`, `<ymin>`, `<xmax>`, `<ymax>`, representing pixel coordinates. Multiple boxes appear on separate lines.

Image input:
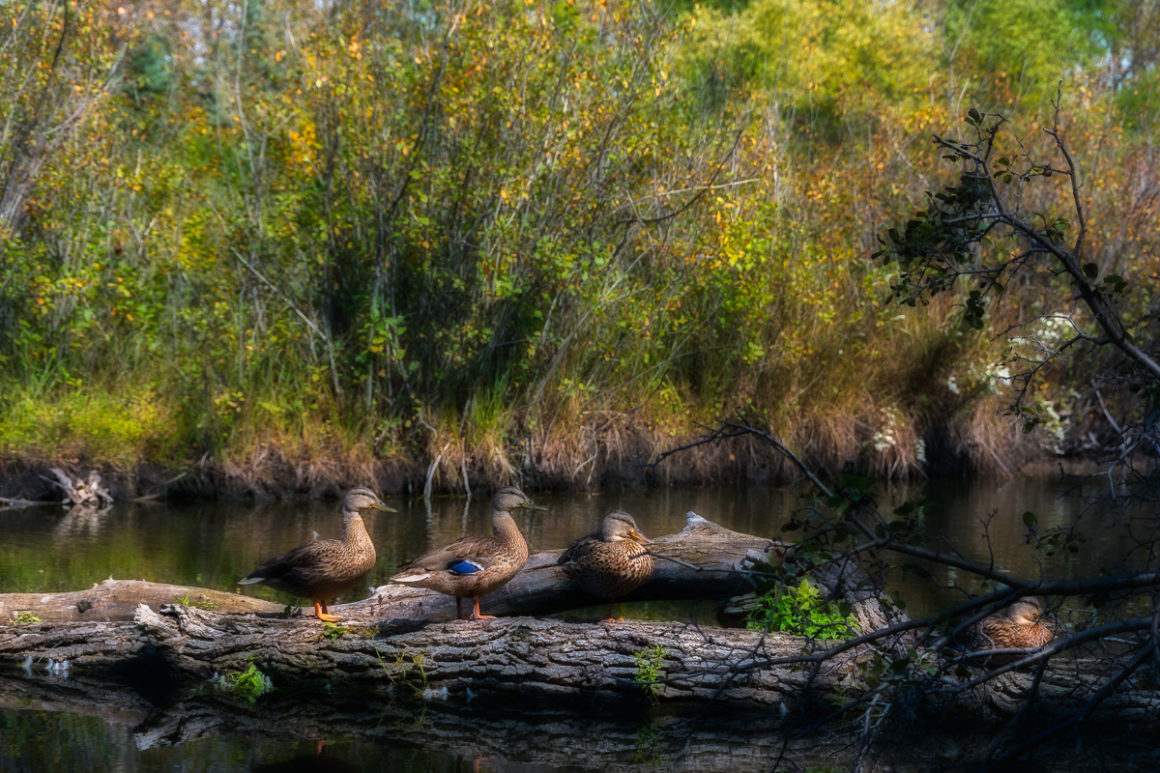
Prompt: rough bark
<box><xmin>2</xmin><ymin>604</ymin><xmax>859</xmax><ymax>707</ymax></box>
<box><xmin>0</xmin><ymin>582</ymin><xmax>285</xmax><ymax>623</ymax></box>
<box><xmin>4</xmin><ymin>598</ymin><xmax>1159</xmax><ymax>729</ymax></box>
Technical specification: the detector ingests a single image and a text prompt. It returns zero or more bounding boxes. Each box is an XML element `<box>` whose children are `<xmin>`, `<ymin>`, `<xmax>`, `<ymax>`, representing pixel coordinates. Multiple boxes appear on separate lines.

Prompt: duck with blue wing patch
<box><xmin>391</xmin><ymin>486</ymin><xmax>546</xmax><ymax>620</ymax></box>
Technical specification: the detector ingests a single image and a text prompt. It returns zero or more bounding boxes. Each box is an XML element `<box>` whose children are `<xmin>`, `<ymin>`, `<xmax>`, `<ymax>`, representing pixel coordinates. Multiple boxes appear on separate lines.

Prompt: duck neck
<box><xmin>491</xmin><ymin>509</ymin><xmax>525</xmax><ymax>547</ymax></box>
<box><xmin>342</xmin><ymin>509</ymin><xmax>374</xmax><ymax>552</ymax></box>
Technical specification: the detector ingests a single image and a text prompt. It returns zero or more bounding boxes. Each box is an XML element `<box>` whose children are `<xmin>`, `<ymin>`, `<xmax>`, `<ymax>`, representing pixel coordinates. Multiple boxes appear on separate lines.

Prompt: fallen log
<box><xmin>0</xmin><ymin>582</ymin><xmax>284</xmax><ymax>622</ymax></box>
<box><xmin>3</xmin><ymin>602</ymin><xmax>1158</xmax><ymax>738</ymax></box>
<box><xmin>0</xmin><ymin>512</ymin><xmax>794</xmax><ymax>623</ymax></box>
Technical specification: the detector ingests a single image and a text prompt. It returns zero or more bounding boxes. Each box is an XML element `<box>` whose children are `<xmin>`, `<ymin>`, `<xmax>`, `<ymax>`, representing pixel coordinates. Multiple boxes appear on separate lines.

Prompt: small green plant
<box><xmin>12</xmin><ymin>611</ymin><xmax>41</xmax><ymax>625</ymax></box>
<box><xmin>175</xmin><ymin>593</ymin><xmax>218</xmax><ymax>611</ymax></box>
<box><xmin>374</xmin><ymin>646</ymin><xmax>431</xmax><ymax>697</ymax></box>
<box><xmin>633</xmin><ymin>644</ymin><xmax>668</xmax><ymax>698</ymax></box>
<box><xmin>321</xmin><ymin>622</ymin><xmax>351</xmax><ymax>639</ymax></box>
<box><xmin>212</xmin><ymin>661</ymin><xmax>274</xmax><ymax>703</ymax></box>
<box><xmin>747</xmin><ymin>578</ymin><xmax>857</xmax><ymax>640</ymax></box>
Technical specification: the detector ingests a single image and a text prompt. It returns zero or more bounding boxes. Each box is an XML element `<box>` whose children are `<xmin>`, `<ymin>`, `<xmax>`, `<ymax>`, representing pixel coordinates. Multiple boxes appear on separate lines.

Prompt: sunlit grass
<box><xmin>0</xmin><ymin>387</ymin><xmax>177</xmax><ymax>466</ymax></box>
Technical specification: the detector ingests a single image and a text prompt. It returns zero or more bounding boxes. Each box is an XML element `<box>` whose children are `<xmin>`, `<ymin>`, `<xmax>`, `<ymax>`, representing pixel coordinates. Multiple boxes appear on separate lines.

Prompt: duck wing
<box><xmin>393</xmin><ymin>535</ymin><xmax>504</xmax><ymax>579</ymax></box>
<box><xmin>242</xmin><ymin>538</ymin><xmax>345</xmax><ymax>584</ymax></box>
<box><xmin>557</xmin><ymin>533</ymin><xmax>601</xmax><ymax>566</ymax></box>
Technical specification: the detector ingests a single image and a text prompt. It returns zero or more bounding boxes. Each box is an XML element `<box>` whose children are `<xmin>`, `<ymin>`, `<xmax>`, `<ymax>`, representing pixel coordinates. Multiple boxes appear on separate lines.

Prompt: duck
<box><xmin>558</xmin><ymin>510</ymin><xmax>653</xmax><ymax>621</ymax></box>
<box><xmin>390</xmin><ymin>485</ymin><xmax>546</xmax><ymax>620</ymax></box>
<box><xmin>239</xmin><ymin>487</ymin><xmax>394</xmax><ymax>622</ymax></box>
<box><xmin>975</xmin><ymin>597</ymin><xmax>1054</xmax><ymax>658</ymax></box>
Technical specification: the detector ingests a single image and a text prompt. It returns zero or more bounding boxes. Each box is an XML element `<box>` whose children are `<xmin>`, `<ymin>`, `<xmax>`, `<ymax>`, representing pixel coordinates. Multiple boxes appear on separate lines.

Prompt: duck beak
<box><xmin>372</xmin><ymin>500</ymin><xmax>398</xmax><ymax>513</ymax></box>
<box><xmin>629</xmin><ymin>529</ymin><xmax>653</xmax><ymax>544</ymax></box>
<box><xmin>522</xmin><ymin>498</ymin><xmax>548</xmax><ymax>511</ymax></box>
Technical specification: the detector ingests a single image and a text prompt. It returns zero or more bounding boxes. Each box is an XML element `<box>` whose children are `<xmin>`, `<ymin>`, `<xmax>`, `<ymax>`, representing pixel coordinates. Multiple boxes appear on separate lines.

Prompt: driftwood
<box><xmin>0</xmin><ymin>495</ymin><xmax>55</xmax><ymax>509</ymax></box>
<box><xmin>0</xmin><ymin>513</ymin><xmax>793</xmax><ymax>623</ymax></box>
<box><xmin>43</xmin><ymin>467</ymin><xmax>113</xmax><ymax>508</ymax></box>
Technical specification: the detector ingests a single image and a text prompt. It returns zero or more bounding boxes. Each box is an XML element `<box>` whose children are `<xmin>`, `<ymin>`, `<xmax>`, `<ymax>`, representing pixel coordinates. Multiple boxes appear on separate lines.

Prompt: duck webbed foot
<box><xmin>314</xmin><ymin>599</ymin><xmax>342</xmax><ymax>622</ymax></box>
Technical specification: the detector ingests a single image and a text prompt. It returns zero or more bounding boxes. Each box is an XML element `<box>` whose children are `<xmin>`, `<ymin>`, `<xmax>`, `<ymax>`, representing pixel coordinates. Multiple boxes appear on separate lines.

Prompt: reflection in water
<box><xmin>2</xmin><ymin>669</ymin><xmax>1155</xmax><ymax>773</ymax></box>
<box><xmin>52</xmin><ymin>503</ymin><xmax>114</xmax><ymax>543</ymax></box>
<box><xmin>250</xmin><ymin>740</ymin><xmax>361</xmax><ymax>773</ymax></box>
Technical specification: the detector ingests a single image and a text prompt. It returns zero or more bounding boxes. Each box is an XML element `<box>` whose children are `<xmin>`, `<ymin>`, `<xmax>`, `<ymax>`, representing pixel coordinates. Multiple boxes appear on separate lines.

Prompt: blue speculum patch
<box><xmin>448</xmin><ymin>560</ymin><xmax>483</xmax><ymax>574</ymax></box>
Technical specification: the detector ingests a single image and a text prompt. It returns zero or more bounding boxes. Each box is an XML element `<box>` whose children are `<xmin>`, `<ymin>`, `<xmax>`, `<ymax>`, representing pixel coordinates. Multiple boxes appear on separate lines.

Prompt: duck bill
<box><xmin>629</xmin><ymin>529</ymin><xmax>653</xmax><ymax>544</ymax></box>
<box><xmin>372</xmin><ymin>501</ymin><xmax>398</xmax><ymax>513</ymax></box>
<box><xmin>522</xmin><ymin>500</ymin><xmax>549</xmax><ymax>511</ymax></box>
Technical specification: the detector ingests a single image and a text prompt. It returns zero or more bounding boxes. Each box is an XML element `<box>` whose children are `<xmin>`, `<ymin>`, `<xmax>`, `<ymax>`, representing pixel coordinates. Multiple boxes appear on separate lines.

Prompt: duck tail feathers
<box><xmin>391</xmin><ymin>569</ymin><xmax>431</xmax><ymax>583</ymax></box>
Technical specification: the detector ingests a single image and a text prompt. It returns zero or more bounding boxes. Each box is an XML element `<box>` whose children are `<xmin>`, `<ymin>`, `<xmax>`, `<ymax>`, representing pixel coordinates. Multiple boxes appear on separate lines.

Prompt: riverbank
<box><xmin>0</xmin><ymin>414</ymin><xmax>1082</xmax><ymax>502</ymax></box>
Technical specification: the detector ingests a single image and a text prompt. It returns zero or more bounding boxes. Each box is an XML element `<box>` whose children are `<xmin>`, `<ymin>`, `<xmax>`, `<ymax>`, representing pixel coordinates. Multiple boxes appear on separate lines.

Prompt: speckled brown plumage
<box><xmin>239</xmin><ymin>487</ymin><xmax>394</xmax><ymax>621</ymax></box>
<box><xmin>558</xmin><ymin>510</ymin><xmax>653</xmax><ymax>620</ymax></box>
<box><xmin>976</xmin><ymin>598</ymin><xmax>1054</xmax><ymax>658</ymax></box>
<box><xmin>390</xmin><ymin>486</ymin><xmax>546</xmax><ymax>620</ymax></box>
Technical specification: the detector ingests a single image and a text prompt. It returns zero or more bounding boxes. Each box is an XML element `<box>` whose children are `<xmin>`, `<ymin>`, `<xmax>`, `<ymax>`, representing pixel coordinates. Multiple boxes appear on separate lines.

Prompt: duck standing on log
<box><xmin>239</xmin><ymin>487</ymin><xmax>395</xmax><ymax>622</ymax></box>
<box><xmin>558</xmin><ymin>510</ymin><xmax>654</xmax><ymax>621</ymax></box>
<box><xmin>391</xmin><ymin>485</ymin><xmax>546</xmax><ymax>620</ymax></box>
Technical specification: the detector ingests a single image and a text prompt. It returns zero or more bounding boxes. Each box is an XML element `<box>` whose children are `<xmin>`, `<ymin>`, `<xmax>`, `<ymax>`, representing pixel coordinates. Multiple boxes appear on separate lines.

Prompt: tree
<box><xmin>873</xmin><ymin>101</ymin><xmax>1160</xmax><ymax>484</ymax></box>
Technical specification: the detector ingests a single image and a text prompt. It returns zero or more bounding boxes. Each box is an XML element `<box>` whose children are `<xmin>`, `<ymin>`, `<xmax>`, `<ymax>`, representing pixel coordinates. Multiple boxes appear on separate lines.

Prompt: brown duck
<box><xmin>239</xmin><ymin>487</ymin><xmax>395</xmax><ymax>622</ymax></box>
<box><xmin>976</xmin><ymin>597</ymin><xmax>1054</xmax><ymax>657</ymax></box>
<box><xmin>558</xmin><ymin>510</ymin><xmax>653</xmax><ymax>621</ymax></box>
<box><xmin>390</xmin><ymin>486</ymin><xmax>546</xmax><ymax>620</ymax></box>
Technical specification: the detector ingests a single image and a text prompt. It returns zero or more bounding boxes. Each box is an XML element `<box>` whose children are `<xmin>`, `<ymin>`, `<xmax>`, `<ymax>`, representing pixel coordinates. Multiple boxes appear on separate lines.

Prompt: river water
<box><xmin>0</xmin><ymin>476</ymin><xmax>1143</xmax><ymax>771</ymax></box>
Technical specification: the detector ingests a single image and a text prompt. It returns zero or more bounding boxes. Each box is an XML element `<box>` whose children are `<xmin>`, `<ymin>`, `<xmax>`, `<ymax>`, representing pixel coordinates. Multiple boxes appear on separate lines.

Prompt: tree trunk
<box><xmin>3</xmin><ymin>602</ymin><xmax>1157</xmax><ymax>729</ymax></box>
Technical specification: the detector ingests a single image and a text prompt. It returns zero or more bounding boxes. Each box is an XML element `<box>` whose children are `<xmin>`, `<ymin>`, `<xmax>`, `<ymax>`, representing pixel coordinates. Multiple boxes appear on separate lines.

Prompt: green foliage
<box><xmin>212</xmin><ymin>661</ymin><xmax>274</xmax><ymax>703</ymax></box>
<box><xmin>944</xmin><ymin>0</ymin><xmax>1112</xmax><ymax>106</ymax></box>
<box><xmin>11</xmin><ymin>611</ymin><xmax>42</xmax><ymax>625</ymax></box>
<box><xmin>0</xmin><ymin>0</ymin><xmax>1153</xmax><ymax>483</ymax></box>
<box><xmin>633</xmin><ymin>644</ymin><xmax>669</xmax><ymax>698</ymax></box>
<box><xmin>747</xmin><ymin>578</ymin><xmax>857</xmax><ymax>640</ymax></box>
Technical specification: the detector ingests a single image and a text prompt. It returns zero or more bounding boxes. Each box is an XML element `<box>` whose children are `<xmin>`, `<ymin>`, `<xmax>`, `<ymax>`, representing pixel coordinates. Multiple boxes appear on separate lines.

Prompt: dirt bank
<box><xmin>0</xmin><ymin>416</ymin><xmax>1089</xmax><ymax>501</ymax></box>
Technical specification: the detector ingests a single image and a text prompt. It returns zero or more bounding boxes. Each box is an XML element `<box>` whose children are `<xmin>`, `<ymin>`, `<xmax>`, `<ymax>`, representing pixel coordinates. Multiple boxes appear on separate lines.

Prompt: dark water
<box><xmin>0</xmin><ymin>477</ymin><xmax>1143</xmax><ymax>771</ymax></box>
